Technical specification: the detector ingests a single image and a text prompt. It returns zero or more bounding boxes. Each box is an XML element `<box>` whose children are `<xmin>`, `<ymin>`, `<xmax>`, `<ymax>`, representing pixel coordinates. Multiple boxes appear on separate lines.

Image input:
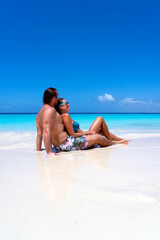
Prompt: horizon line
<box><xmin>0</xmin><ymin>112</ymin><xmax>160</xmax><ymax>114</ymax></box>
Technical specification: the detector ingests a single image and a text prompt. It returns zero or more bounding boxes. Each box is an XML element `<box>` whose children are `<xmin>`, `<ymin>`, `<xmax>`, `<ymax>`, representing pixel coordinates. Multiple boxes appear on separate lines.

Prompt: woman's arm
<box><xmin>62</xmin><ymin>114</ymin><xmax>90</xmax><ymax>137</ymax></box>
<box><xmin>77</xmin><ymin>128</ymin><xmax>83</xmax><ymax>133</ymax></box>
<box><xmin>77</xmin><ymin>128</ymin><xmax>91</xmax><ymax>135</ymax></box>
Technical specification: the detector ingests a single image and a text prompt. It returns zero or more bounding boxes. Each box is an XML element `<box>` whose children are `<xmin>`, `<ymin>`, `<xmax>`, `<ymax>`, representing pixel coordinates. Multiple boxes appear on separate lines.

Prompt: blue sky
<box><xmin>0</xmin><ymin>0</ymin><xmax>160</xmax><ymax>113</ymax></box>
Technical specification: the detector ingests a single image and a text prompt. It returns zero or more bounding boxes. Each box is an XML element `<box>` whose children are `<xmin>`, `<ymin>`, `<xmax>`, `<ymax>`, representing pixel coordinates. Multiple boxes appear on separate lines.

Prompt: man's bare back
<box><xmin>36</xmin><ymin>105</ymin><xmax>68</xmax><ymax>145</ymax></box>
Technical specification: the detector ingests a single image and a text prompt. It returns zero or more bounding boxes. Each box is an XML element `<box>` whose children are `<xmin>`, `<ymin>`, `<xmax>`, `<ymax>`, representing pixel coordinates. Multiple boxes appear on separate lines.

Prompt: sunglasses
<box><xmin>59</xmin><ymin>101</ymin><xmax>69</xmax><ymax>106</ymax></box>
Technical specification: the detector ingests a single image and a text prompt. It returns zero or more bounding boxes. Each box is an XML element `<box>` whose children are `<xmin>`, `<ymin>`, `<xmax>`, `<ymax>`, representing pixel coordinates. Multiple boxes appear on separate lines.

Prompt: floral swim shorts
<box><xmin>59</xmin><ymin>136</ymin><xmax>88</xmax><ymax>151</ymax></box>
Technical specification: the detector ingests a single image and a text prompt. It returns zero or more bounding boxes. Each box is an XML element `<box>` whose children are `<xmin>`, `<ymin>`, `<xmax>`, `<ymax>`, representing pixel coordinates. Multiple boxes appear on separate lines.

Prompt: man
<box><xmin>36</xmin><ymin>88</ymin><xmax>127</xmax><ymax>158</ymax></box>
<box><xmin>36</xmin><ymin>87</ymin><xmax>68</xmax><ymax>158</ymax></box>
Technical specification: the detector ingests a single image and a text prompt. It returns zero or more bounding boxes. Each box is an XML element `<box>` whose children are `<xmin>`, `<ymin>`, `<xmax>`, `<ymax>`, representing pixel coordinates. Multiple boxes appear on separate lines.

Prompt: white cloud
<box><xmin>98</xmin><ymin>93</ymin><xmax>115</xmax><ymax>102</ymax></box>
<box><xmin>121</xmin><ymin>98</ymin><xmax>147</xmax><ymax>104</ymax></box>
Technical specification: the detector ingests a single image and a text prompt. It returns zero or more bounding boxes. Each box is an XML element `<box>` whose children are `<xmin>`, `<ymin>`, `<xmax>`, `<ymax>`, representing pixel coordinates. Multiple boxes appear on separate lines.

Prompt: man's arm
<box><xmin>36</xmin><ymin>119</ymin><xmax>43</xmax><ymax>151</ymax></box>
<box><xmin>43</xmin><ymin>108</ymin><xmax>56</xmax><ymax>157</ymax></box>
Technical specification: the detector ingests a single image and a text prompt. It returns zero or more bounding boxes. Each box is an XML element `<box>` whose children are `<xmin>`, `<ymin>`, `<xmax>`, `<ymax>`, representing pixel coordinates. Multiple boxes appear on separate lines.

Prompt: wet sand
<box><xmin>0</xmin><ymin>132</ymin><xmax>160</xmax><ymax>240</ymax></box>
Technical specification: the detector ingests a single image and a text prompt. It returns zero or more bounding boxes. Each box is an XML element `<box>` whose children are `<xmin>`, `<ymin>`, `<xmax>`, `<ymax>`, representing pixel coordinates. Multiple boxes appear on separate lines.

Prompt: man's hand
<box><xmin>47</xmin><ymin>152</ymin><xmax>55</xmax><ymax>158</ymax></box>
<box><xmin>34</xmin><ymin>148</ymin><xmax>42</xmax><ymax>151</ymax></box>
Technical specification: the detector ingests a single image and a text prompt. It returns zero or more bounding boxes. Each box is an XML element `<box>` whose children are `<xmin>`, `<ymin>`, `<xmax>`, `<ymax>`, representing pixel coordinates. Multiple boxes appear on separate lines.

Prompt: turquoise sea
<box><xmin>0</xmin><ymin>113</ymin><xmax>160</xmax><ymax>133</ymax></box>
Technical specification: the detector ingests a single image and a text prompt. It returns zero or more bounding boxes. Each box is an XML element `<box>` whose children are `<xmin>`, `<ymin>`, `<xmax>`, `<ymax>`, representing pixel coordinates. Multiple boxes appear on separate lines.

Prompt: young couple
<box><xmin>36</xmin><ymin>87</ymin><xmax>129</xmax><ymax>158</ymax></box>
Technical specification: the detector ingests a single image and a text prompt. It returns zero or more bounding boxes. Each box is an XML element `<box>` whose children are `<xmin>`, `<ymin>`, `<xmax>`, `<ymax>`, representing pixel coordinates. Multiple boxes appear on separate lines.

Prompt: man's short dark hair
<box><xmin>43</xmin><ymin>87</ymin><xmax>57</xmax><ymax>104</ymax></box>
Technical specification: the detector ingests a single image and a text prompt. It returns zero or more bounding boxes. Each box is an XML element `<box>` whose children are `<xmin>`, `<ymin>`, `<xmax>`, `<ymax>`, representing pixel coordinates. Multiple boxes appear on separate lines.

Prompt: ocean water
<box><xmin>0</xmin><ymin>113</ymin><xmax>160</xmax><ymax>134</ymax></box>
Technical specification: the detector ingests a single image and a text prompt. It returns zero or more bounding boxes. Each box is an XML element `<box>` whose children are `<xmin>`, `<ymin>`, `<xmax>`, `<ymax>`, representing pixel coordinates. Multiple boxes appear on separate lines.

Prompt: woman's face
<box><xmin>59</xmin><ymin>99</ymin><xmax>70</xmax><ymax>114</ymax></box>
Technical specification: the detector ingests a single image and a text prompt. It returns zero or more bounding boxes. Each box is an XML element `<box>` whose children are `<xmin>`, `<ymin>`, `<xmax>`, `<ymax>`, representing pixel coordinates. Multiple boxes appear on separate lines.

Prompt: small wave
<box><xmin>121</xmin><ymin>133</ymin><xmax>160</xmax><ymax>139</ymax></box>
<box><xmin>82</xmin><ymin>129</ymin><xmax>160</xmax><ymax>139</ymax></box>
<box><xmin>0</xmin><ymin>131</ymin><xmax>36</xmax><ymax>150</ymax></box>
<box><xmin>0</xmin><ymin>130</ymin><xmax>160</xmax><ymax>149</ymax></box>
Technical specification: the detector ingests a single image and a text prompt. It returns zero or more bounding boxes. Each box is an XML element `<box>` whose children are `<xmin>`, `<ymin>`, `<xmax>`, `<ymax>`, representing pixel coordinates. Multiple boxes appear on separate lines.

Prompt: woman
<box><xmin>55</xmin><ymin>98</ymin><xmax>129</xmax><ymax>144</ymax></box>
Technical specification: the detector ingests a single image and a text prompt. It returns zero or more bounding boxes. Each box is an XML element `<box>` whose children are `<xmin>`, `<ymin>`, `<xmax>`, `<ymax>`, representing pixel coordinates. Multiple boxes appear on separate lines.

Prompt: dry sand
<box><xmin>0</xmin><ymin>132</ymin><xmax>160</xmax><ymax>240</ymax></box>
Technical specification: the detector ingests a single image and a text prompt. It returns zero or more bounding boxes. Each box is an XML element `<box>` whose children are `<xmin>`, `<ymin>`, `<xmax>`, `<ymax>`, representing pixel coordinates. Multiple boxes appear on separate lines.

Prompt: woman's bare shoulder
<box><xmin>62</xmin><ymin>113</ymin><xmax>71</xmax><ymax>119</ymax></box>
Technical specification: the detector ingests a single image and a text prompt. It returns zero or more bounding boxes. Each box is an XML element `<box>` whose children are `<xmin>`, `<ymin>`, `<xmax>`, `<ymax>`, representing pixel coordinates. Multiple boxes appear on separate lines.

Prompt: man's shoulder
<box><xmin>38</xmin><ymin>105</ymin><xmax>56</xmax><ymax>114</ymax></box>
<box><xmin>45</xmin><ymin>106</ymin><xmax>56</xmax><ymax>113</ymax></box>
<box><xmin>43</xmin><ymin>106</ymin><xmax>57</xmax><ymax>119</ymax></box>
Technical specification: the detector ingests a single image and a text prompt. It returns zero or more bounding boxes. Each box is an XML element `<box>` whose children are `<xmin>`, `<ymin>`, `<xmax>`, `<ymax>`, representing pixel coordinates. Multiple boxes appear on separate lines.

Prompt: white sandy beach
<box><xmin>0</xmin><ymin>132</ymin><xmax>160</xmax><ymax>240</ymax></box>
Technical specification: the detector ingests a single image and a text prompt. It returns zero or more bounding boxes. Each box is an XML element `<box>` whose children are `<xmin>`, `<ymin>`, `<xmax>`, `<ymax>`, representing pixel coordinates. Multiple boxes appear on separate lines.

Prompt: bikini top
<box><xmin>72</xmin><ymin>121</ymin><xmax>80</xmax><ymax>133</ymax></box>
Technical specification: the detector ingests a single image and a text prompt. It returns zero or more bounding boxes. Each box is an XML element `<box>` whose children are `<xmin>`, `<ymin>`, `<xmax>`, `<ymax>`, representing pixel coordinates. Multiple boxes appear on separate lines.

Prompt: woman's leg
<box><xmin>109</xmin><ymin>132</ymin><xmax>123</xmax><ymax>141</ymax></box>
<box><xmin>89</xmin><ymin>117</ymin><xmax>112</xmax><ymax>140</ymax></box>
<box><xmin>86</xmin><ymin>134</ymin><xmax>128</xmax><ymax>148</ymax></box>
<box><xmin>89</xmin><ymin>116</ymin><xmax>128</xmax><ymax>142</ymax></box>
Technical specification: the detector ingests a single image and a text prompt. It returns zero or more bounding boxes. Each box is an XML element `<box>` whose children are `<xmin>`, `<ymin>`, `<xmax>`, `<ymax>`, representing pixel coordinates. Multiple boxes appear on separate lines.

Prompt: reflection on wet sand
<box><xmin>36</xmin><ymin>152</ymin><xmax>84</xmax><ymax>207</ymax></box>
<box><xmin>36</xmin><ymin>147</ymin><xmax>114</xmax><ymax>220</ymax></box>
<box><xmin>84</xmin><ymin>147</ymin><xmax>113</xmax><ymax>173</ymax></box>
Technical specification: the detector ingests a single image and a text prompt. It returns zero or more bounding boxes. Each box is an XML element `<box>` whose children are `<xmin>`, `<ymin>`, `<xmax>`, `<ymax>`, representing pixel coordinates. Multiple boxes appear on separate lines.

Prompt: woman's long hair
<box><xmin>54</xmin><ymin>98</ymin><xmax>64</xmax><ymax>115</ymax></box>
